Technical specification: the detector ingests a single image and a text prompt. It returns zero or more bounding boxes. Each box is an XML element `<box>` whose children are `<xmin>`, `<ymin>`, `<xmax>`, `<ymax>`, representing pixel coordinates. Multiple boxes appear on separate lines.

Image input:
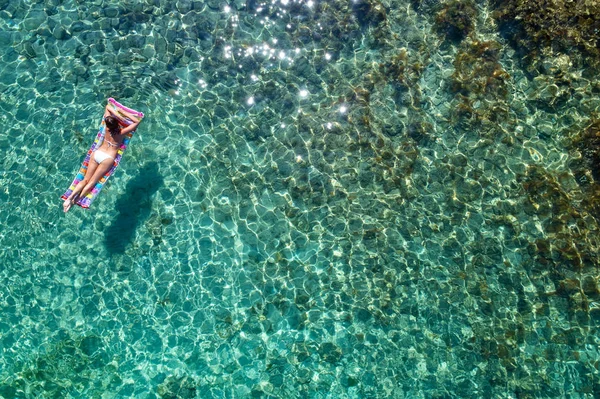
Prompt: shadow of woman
<box><xmin>104</xmin><ymin>160</ymin><xmax>163</xmax><ymax>256</ymax></box>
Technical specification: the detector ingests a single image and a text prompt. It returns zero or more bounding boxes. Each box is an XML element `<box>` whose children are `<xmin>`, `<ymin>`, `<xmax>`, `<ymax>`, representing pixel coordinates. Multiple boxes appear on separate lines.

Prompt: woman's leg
<box><xmin>78</xmin><ymin>159</ymin><xmax>114</xmax><ymax>201</ymax></box>
<box><xmin>63</xmin><ymin>155</ymin><xmax>101</xmax><ymax>212</ymax></box>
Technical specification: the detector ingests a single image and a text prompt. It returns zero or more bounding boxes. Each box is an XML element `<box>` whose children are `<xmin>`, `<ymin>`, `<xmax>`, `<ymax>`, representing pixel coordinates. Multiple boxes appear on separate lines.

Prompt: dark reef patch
<box><xmin>352</xmin><ymin>0</ymin><xmax>387</xmax><ymax>28</ymax></box>
<box><xmin>569</xmin><ymin>117</ymin><xmax>600</xmax><ymax>221</ymax></box>
<box><xmin>448</xmin><ymin>39</ymin><xmax>511</xmax><ymax>133</ymax></box>
<box><xmin>158</xmin><ymin>375</ymin><xmax>197</xmax><ymax>399</ymax></box>
<box><xmin>571</xmin><ymin>118</ymin><xmax>600</xmax><ymax>186</ymax></box>
<box><xmin>5</xmin><ymin>332</ymin><xmax>113</xmax><ymax>397</ymax></box>
<box><xmin>380</xmin><ymin>48</ymin><xmax>426</xmax><ymax>94</ymax></box>
<box><xmin>433</xmin><ymin>0</ymin><xmax>477</xmax><ymax>43</ymax></box>
<box><xmin>519</xmin><ymin>165</ymin><xmax>600</xmax><ymax>272</ymax></box>
<box><xmin>491</xmin><ymin>0</ymin><xmax>600</xmax><ymax>74</ymax></box>
<box><xmin>450</xmin><ymin>40</ymin><xmax>509</xmax><ymax>100</ymax></box>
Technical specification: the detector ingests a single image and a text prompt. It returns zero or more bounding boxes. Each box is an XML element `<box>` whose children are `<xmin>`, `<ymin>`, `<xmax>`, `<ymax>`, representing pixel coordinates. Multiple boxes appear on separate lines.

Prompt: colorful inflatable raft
<box><xmin>61</xmin><ymin>98</ymin><xmax>144</xmax><ymax>209</ymax></box>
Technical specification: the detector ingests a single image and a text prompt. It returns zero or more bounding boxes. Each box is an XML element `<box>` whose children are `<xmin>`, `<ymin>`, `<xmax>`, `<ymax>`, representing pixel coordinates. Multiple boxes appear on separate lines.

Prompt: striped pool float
<box><xmin>61</xmin><ymin>98</ymin><xmax>144</xmax><ymax>209</ymax></box>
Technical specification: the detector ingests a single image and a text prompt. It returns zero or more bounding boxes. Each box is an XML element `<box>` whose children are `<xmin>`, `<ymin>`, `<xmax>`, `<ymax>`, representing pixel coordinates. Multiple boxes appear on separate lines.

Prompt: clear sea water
<box><xmin>1</xmin><ymin>0</ymin><xmax>600</xmax><ymax>398</ymax></box>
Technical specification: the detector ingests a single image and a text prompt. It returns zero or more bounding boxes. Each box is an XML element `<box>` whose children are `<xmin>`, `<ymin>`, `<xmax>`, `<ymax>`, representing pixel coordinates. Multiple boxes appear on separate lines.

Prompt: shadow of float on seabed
<box><xmin>104</xmin><ymin>160</ymin><xmax>163</xmax><ymax>256</ymax></box>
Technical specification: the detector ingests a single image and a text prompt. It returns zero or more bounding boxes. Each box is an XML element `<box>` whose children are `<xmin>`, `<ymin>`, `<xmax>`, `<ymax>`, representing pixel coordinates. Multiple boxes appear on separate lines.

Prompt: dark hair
<box><xmin>105</xmin><ymin>115</ymin><xmax>121</xmax><ymax>136</ymax></box>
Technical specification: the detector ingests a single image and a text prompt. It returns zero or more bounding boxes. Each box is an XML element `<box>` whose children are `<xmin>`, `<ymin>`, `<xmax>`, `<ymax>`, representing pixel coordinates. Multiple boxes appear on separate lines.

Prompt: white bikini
<box><xmin>94</xmin><ymin>137</ymin><xmax>119</xmax><ymax>163</ymax></box>
<box><xmin>94</xmin><ymin>150</ymin><xmax>114</xmax><ymax>163</ymax></box>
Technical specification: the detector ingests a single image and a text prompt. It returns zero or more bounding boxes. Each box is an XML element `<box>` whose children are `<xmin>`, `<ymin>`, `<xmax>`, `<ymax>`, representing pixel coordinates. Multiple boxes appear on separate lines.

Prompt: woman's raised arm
<box><xmin>119</xmin><ymin>109</ymin><xmax>140</xmax><ymax>124</ymax></box>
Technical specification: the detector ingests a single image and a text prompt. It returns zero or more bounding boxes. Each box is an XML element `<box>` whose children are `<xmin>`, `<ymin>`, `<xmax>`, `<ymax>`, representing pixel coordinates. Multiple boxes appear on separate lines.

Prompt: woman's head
<box><xmin>105</xmin><ymin>115</ymin><xmax>121</xmax><ymax>135</ymax></box>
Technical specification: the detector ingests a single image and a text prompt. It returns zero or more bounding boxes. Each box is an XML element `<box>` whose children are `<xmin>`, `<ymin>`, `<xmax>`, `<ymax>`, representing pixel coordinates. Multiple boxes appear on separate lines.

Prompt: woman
<box><xmin>63</xmin><ymin>103</ymin><xmax>141</xmax><ymax>212</ymax></box>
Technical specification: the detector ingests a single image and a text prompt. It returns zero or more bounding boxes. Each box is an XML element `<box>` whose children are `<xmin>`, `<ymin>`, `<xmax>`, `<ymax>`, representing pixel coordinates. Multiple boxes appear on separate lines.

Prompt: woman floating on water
<box><xmin>63</xmin><ymin>102</ymin><xmax>141</xmax><ymax>212</ymax></box>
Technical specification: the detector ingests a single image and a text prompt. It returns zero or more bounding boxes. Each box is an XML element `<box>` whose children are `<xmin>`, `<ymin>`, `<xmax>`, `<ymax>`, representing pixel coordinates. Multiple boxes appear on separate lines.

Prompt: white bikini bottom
<box><xmin>94</xmin><ymin>150</ymin><xmax>114</xmax><ymax>164</ymax></box>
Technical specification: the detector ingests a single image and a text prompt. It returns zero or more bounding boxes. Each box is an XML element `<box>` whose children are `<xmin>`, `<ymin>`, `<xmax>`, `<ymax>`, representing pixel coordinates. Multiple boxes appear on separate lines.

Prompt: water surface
<box><xmin>1</xmin><ymin>0</ymin><xmax>599</xmax><ymax>397</ymax></box>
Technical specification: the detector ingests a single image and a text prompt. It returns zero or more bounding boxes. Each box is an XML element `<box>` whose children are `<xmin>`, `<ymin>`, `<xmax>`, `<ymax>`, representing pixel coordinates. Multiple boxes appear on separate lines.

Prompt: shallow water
<box><xmin>1</xmin><ymin>0</ymin><xmax>600</xmax><ymax>397</ymax></box>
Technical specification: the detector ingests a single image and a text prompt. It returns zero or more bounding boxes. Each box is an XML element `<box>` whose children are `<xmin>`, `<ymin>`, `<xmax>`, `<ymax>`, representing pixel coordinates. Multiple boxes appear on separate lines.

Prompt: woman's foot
<box><xmin>63</xmin><ymin>198</ymin><xmax>73</xmax><ymax>212</ymax></box>
<box><xmin>63</xmin><ymin>195</ymin><xmax>78</xmax><ymax>212</ymax></box>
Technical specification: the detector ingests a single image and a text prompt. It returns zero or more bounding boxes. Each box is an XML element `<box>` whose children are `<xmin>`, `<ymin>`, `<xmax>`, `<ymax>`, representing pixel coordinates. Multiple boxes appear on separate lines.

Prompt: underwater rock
<box><xmin>75</xmin><ymin>44</ymin><xmax>90</xmax><ymax>59</ymax></box>
<box><xmin>318</xmin><ymin>342</ymin><xmax>343</xmax><ymax>364</ymax></box>
<box><xmin>0</xmin><ymin>385</ymin><xmax>16</xmax><ymax>398</ymax></box>
<box><xmin>79</xmin><ymin>336</ymin><xmax>103</xmax><ymax>357</ymax></box>
<box><xmin>104</xmin><ymin>7</ymin><xmax>119</xmax><ymax>18</ymax></box>
<box><xmin>52</xmin><ymin>25</ymin><xmax>71</xmax><ymax>40</ymax></box>
<box><xmin>434</xmin><ymin>0</ymin><xmax>477</xmax><ymax>43</ymax></box>
<box><xmin>17</xmin><ymin>41</ymin><xmax>37</xmax><ymax>59</ymax></box>
<box><xmin>582</xmin><ymin>276</ymin><xmax>599</xmax><ymax>297</ymax></box>
<box><xmin>542</xmin><ymin>54</ymin><xmax>572</xmax><ymax>75</ymax></box>
<box><xmin>207</xmin><ymin>0</ymin><xmax>224</xmax><ymax>10</ymax></box>
<box><xmin>176</xmin><ymin>0</ymin><xmax>192</xmax><ymax>14</ymax></box>
<box><xmin>451</xmin><ymin>39</ymin><xmax>508</xmax><ymax>99</ymax></box>
<box><xmin>0</xmin><ymin>31</ymin><xmax>9</xmax><ymax>46</ymax></box>
<box><xmin>565</xmin><ymin>119</ymin><xmax>600</xmax><ymax>250</ymax></box>
<box><xmin>448</xmin><ymin>39</ymin><xmax>511</xmax><ymax>130</ymax></box>
<box><xmin>409</xmin><ymin>0</ymin><xmax>432</xmax><ymax>12</ymax></box>
<box><xmin>572</xmin><ymin>119</ymin><xmax>600</xmax><ymax>186</ymax></box>
<box><xmin>556</xmin><ymin>278</ymin><xmax>581</xmax><ymax>297</ymax></box>
<box><xmin>537</xmin><ymin>84</ymin><xmax>559</xmax><ymax>101</ymax></box>
<box><xmin>352</xmin><ymin>0</ymin><xmax>387</xmax><ymax>27</ymax></box>
<box><xmin>70</xmin><ymin>20</ymin><xmax>92</xmax><ymax>33</ymax></box>
<box><xmin>492</xmin><ymin>0</ymin><xmax>600</xmax><ymax>72</ymax></box>
<box><xmin>520</xmin><ymin>164</ymin><xmax>600</xmax><ymax>271</ymax></box>
<box><xmin>22</xmin><ymin>10</ymin><xmax>46</xmax><ymax>31</ymax></box>
<box><xmin>158</xmin><ymin>375</ymin><xmax>197</xmax><ymax>399</ymax></box>
<box><xmin>590</xmin><ymin>308</ymin><xmax>600</xmax><ymax>325</ymax></box>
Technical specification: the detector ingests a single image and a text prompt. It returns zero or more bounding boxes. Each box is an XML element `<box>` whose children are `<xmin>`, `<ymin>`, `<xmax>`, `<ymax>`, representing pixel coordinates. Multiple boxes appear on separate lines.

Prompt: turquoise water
<box><xmin>1</xmin><ymin>0</ymin><xmax>600</xmax><ymax>397</ymax></box>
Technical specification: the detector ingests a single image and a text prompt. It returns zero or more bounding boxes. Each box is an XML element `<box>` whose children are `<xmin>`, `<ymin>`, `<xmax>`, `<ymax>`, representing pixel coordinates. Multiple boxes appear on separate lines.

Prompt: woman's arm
<box><xmin>105</xmin><ymin>101</ymin><xmax>142</xmax><ymax>134</ymax></box>
<box><xmin>119</xmin><ymin>108</ymin><xmax>141</xmax><ymax>134</ymax></box>
<box><xmin>119</xmin><ymin>109</ymin><xmax>141</xmax><ymax>124</ymax></box>
<box><xmin>104</xmin><ymin>104</ymin><xmax>126</xmax><ymax>120</ymax></box>
<box><xmin>106</xmin><ymin>102</ymin><xmax>141</xmax><ymax>123</ymax></box>
<box><xmin>121</xmin><ymin>119</ymin><xmax>140</xmax><ymax>135</ymax></box>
